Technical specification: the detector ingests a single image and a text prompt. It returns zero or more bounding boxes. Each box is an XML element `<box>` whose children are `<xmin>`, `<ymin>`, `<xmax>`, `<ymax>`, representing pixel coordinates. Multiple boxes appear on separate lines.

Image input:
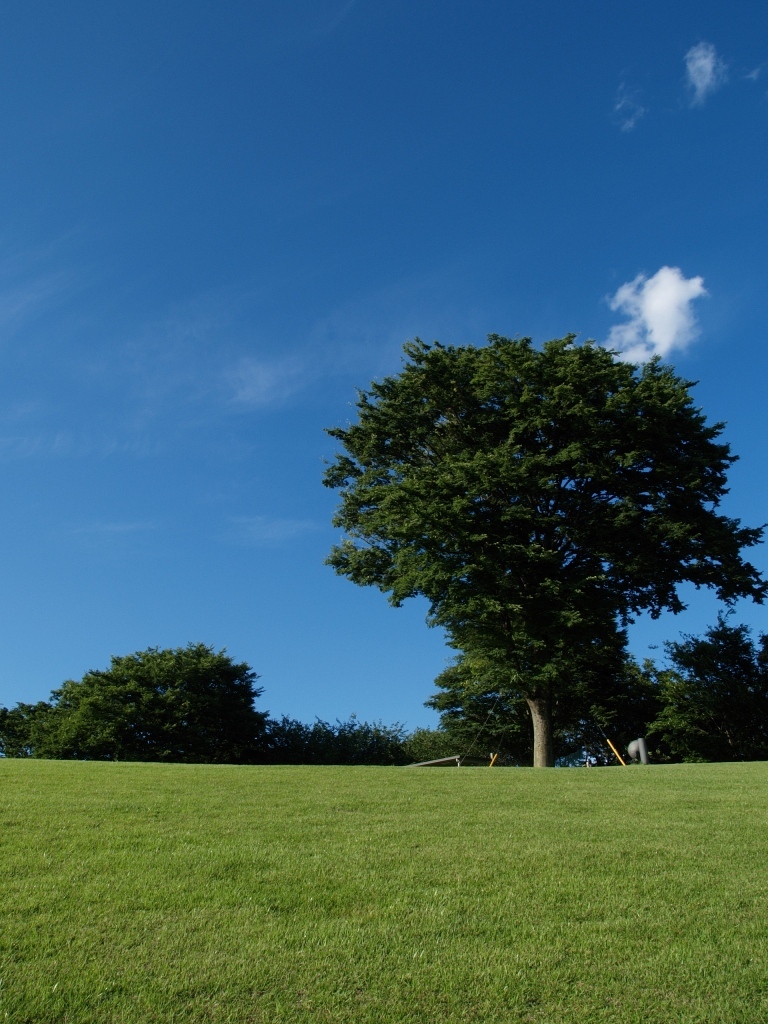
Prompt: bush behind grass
<box><xmin>2</xmin><ymin>760</ymin><xmax>768</xmax><ymax>1023</ymax></box>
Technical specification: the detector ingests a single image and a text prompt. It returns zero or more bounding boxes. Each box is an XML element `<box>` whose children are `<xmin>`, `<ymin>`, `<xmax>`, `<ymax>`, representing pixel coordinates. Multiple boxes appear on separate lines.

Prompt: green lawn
<box><xmin>1</xmin><ymin>760</ymin><xmax>767</xmax><ymax>1023</ymax></box>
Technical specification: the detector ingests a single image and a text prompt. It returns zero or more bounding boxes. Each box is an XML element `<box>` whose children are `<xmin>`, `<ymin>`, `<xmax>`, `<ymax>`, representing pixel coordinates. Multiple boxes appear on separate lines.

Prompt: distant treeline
<box><xmin>3</xmin><ymin>619</ymin><xmax>768</xmax><ymax>766</ymax></box>
<box><xmin>0</xmin><ymin>645</ymin><xmax>453</xmax><ymax>766</ymax></box>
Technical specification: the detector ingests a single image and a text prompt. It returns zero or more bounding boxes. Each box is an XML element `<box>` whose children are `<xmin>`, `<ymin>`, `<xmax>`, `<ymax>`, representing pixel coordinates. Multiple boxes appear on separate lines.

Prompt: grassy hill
<box><xmin>2</xmin><ymin>759</ymin><xmax>767</xmax><ymax>1023</ymax></box>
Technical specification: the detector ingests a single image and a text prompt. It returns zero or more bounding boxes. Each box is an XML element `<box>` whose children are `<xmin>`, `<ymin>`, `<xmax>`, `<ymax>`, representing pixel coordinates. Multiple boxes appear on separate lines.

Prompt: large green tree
<box><xmin>323</xmin><ymin>336</ymin><xmax>766</xmax><ymax>766</ymax></box>
<box><xmin>0</xmin><ymin>644</ymin><xmax>266</xmax><ymax>762</ymax></box>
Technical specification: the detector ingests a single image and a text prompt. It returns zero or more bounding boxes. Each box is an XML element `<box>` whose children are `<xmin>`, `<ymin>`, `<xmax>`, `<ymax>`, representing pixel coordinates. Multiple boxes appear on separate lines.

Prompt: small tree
<box><xmin>324</xmin><ymin>336</ymin><xmax>765</xmax><ymax>765</ymax></box>
<box><xmin>401</xmin><ymin>727</ymin><xmax>460</xmax><ymax>764</ymax></box>
<box><xmin>650</xmin><ymin>617</ymin><xmax>768</xmax><ymax>762</ymax></box>
<box><xmin>0</xmin><ymin>644</ymin><xmax>266</xmax><ymax>763</ymax></box>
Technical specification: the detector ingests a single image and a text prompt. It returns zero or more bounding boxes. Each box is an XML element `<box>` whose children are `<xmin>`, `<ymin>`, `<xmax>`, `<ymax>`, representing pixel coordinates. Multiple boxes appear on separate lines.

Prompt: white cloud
<box><xmin>606</xmin><ymin>266</ymin><xmax>707</xmax><ymax>363</ymax></box>
<box><xmin>685</xmin><ymin>42</ymin><xmax>728</xmax><ymax>105</ymax></box>
<box><xmin>613</xmin><ymin>84</ymin><xmax>646</xmax><ymax>132</ymax></box>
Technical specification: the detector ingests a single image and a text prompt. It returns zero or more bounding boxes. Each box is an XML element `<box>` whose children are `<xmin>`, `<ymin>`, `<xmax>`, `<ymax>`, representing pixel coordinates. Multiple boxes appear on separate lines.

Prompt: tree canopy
<box><xmin>649</xmin><ymin>617</ymin><xmax>768</xmax><ymax>763</ymax></box>
<box><xmin>0</xmin><ymin>648</ymin><xmax>416</xmax><ymax>765</ymax></box>
<box><xmin>428</xmin><ymin>652</ymin><xmax>661</xmax><ymax>766</ymax></box>
<box><xmin>0</xmin><ymin>644</ymin><xmax>266</xmax><ymax>762</ymax></box>
<box><xmin>324</xmin><ymin>336</ymin><xmax>766</xmax><ymax>765</ymax></box>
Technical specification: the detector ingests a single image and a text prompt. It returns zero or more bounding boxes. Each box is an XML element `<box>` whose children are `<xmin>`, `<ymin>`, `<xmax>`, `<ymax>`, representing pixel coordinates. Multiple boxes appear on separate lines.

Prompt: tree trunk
<box><xmin>526</xmin><ymin>696</ymin><xmax>555</xmax><ymax>767</ymax></box>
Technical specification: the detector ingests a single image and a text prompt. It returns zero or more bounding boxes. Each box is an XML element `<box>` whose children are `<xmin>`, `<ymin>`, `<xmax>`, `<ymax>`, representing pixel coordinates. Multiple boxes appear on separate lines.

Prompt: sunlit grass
<box><xmin>2</xmin><ymin>759</ymin><xmax>767</xmax><ymax>1023</ymax></box>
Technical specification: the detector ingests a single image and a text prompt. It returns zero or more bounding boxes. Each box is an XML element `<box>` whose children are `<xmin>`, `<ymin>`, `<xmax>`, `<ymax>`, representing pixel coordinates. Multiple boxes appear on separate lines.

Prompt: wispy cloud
<box><xmin>72</xmin><ymin>521</ymin><xmax>156</xmax><ymax>537</ymax></box>
<box><xmin>0</xmin><ymin>429</ymin><xmax>165</xmax><ymax>461</ymax></box>
<box><xmin>258</xmin><ymin>0</ymin><xmax>360</xmax><ymax>50</ymax></box>
<box><xmin>66</xmin><ymin>520</ymin><xmax>158</xmax><ymax>556</ymax></box>
<box><xmin>225</xmin><ymin>356</ymin><xmax>307</xmax><ymax>408</ymax></box>
<box><xmin>225</xmin><ymin>515</ymin><xmax>318</xmax><ymax>545</ymax></box>
<box><xmin>0</xmin><ymin>434</ymin><xmax>48</xmax><ymax>459</ymax></box>
<box><xmin>113</xmin><ymin>281</ymin><xmax>327</xmax><ymax>420</ymax></box>
<box><xmin>613</xmin><ymin>84</ymin><xmax>646</xmax><ymax>132</ymax></box>
<box><xmin>685</xmin><ymin>42</ymin><xmax>728</xmax><ymax>105</ymax></box>
<box><xmin>0</xmin><ymin>237</ymin><xmax>86</xmax><ymax>343</ymax></box>
<box><xmin>0</xmin><ymin>274</ymin><xmax>69</xmax><ymax>337</ymax></box>
<box><xmin>606</xmin><ymin>266</ymin><xmax>707</xmax><ymax>362</ymax></box>
<box><xmin>0</xmin><ymin>431</ymin><xmax>82</xmax><ymax>460</ymax></box>
<box><xmin>317</xmin><ymin>0</ymin><xmax>358</xmax><ymax>37</ymax></box>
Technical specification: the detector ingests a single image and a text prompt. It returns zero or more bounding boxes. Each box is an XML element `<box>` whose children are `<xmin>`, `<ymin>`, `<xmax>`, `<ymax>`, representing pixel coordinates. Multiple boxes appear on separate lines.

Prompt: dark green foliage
<box><xmin>324</xmin><ymin>336</ymin><xmax>765</xmax><ymax>764</ymax></box>
<box><xmin>650</xmin><ymin>617</ymin><xmax>768</xmax><ymax>762</ymax></box>
<box><xmin>428</xmin><ymin>653</ymin><xmax>661</xmax><ymax>766</ymax></box>
<box><xmin>401</xmin><ymin>727</ymin><xmax>462</xmax><ymax>764</ymax></box>
<box><xmin>426</xmin><ymin>658</ymin><xmax>534</xmax><ymax>765</ymax></box>
<box><xmin>0</xmin><ymin>645</ymin><xmax>266</xmax><ymax>763</ymax></box>
<box><xmin>0</xmin><ymin>651</ymin><xmax>418</xmax><ymax>766</ymax></box>
<box><xmin>261</xmin><ymin>716</ymin><xmax>409</xmax><ymax>765</ymax></box>
<box><xmin>588</xmin><ymin>658</ymin><xmax>663</xmax><ymax>762</ymax></box>
<box><xmin>0</xmin><ymin>702</ymin><xmax>55</xmax><ymax>758</ymax></box>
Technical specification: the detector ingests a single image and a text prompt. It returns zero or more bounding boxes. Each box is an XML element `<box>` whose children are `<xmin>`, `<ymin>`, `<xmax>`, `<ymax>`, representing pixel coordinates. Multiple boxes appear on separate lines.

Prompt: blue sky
<box><xmin>1</xmin><ymin>0</ymin><xmax>767</xmax><ymax>728</ymax></box>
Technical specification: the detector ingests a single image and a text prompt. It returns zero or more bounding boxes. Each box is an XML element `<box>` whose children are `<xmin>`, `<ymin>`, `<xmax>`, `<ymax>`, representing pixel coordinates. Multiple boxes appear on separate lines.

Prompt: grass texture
<box><xmin>1</xmin><ymin>760</ymin><xmax>767</xmax><ymax>1023</ymax></box>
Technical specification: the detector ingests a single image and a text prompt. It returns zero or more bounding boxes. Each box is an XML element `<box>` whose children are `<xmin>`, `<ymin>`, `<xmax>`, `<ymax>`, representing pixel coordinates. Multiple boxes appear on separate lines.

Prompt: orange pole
<box><xmin>489</xmin><ymin>752</ymin><xmax>499</xmax><ymax>767</ymax></box>
<box><xmin>605</xmin><ymin>736</ymin><xmax>626</xmax><ymax>766</ymax></box>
